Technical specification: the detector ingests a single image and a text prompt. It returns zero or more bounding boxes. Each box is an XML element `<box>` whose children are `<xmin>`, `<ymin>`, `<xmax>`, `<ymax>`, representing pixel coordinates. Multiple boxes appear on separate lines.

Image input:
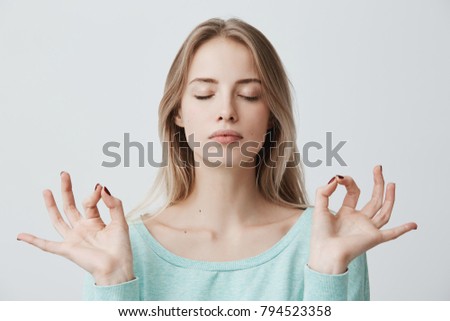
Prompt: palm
<box><xmin>60</xmin><ymin>218</ymin><xmax>131</xmax><ymax>273</ymax></box>
<box><xmin>308</xmin><ymin>166</ymin><xmax>417</xmax><ymax>274</ymax></box>
<box><xmin>316</xmin><ymin>207</ymin><xmax>383</xmax><ymax>259</ymax></box>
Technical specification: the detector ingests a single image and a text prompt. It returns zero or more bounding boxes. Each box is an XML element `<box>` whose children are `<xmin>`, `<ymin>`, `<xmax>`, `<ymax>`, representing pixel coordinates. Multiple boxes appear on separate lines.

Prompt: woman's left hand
<box><xmin>308</xmin><ymin>165</ymin><xmax>417</xmax><ymax>274</ymax></box>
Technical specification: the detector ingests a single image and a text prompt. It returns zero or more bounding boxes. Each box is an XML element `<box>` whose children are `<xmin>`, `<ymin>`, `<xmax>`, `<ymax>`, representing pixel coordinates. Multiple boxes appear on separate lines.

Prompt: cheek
<box><xmin>247</xmin><ymin>127</ymin><xmax>265</xmax><ymax>141</ymax></box>
<box><xmin>246</xmin><ymin>110</ymin><xmax>271</xmax><ymax>141</ymax></box>
<box><xmin>179</xmin><ymin>104</ymin><xmax>206</xmax><ymax>137</ymax></box>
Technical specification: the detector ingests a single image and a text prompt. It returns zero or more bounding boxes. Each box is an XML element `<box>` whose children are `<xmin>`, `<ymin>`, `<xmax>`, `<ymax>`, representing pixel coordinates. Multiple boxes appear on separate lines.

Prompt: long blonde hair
<box><xmin>127</xmin><ymin>18</ymin><xmax>309</xmax><ymax>220</ymax></box>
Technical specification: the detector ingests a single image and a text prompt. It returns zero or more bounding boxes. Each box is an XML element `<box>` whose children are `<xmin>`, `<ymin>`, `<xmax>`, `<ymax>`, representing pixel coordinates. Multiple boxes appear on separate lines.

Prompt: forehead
<box><xmin>187</xmin><ymin>37</ymin><xmax>259</xmax><ymax>81</ymax></box>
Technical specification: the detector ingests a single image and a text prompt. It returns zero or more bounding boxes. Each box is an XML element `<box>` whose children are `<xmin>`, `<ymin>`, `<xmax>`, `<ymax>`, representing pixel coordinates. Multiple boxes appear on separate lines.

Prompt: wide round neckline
<box><xmin>133</xmin><ymin>206</ymin><xmax>312</xmax><ymax>271</ymax></box>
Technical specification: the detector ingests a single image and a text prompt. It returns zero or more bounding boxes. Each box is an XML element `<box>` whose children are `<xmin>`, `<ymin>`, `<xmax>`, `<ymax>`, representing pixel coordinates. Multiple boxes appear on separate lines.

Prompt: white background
<box><xmin>1</xmin><ymin>0</ymin><xmax>449</xmax><ymax>300</ymax></box>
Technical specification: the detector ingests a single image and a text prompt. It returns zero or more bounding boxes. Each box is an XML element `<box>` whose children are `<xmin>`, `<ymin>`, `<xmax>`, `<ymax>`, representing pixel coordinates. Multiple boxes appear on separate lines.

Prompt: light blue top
<box><xmin>83</xmin><ymin>206</ymin><xmax>369</xmax><ymax>300</ymax></box>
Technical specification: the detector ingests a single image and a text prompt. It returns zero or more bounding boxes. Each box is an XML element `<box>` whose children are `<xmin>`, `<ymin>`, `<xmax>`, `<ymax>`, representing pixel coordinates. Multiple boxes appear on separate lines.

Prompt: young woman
<box><xmin>17</xmin><ymin>18</ymin><xmax>417</xmax><ymax>300</ymax></box>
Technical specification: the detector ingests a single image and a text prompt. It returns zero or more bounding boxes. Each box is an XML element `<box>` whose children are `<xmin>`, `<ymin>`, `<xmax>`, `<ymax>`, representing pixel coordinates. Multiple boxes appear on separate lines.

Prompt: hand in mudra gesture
<box><xmin>308</xmin><ymin>165</ymin><xmax>418</xmax><ymax>274</ymax></box>
<box><xmin>17</xmin><ymin>172</ymin><xmax>135</xmax><ymax>285</ymax></box>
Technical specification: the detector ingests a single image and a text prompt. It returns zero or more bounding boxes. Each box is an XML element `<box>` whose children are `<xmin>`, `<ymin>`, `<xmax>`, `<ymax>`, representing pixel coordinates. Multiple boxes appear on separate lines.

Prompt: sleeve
<box><xmin>82</xmin><ymin>273</ymin><xmax>140</xmax><ymax>301</ymax></box>
<box><xmin>303</xmin><ymin>252</ymin><xmax>370</xmax><ymax>301</ymax></box>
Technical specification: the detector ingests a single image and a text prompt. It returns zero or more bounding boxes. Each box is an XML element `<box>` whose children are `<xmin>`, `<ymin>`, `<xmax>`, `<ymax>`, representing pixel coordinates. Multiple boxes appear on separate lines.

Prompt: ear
<box><xmin>174</xmin><ymin>109</ymin><xmax>184</xmax><ymax>127</ymax></box>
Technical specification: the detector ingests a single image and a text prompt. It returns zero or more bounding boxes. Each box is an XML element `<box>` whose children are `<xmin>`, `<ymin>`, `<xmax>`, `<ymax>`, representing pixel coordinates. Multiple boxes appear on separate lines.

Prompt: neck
<box><xmin>180</xmin><ymin>161</ymin><xmax>270</xmax><ymax>230</ymax></box>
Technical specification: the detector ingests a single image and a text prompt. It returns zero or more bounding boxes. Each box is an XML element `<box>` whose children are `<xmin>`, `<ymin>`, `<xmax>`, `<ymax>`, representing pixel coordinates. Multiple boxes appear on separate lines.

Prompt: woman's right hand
<box><xmin>17</xmin><ymin>171</ymin><xmax>135</xmax><ymax>286</ymax></box>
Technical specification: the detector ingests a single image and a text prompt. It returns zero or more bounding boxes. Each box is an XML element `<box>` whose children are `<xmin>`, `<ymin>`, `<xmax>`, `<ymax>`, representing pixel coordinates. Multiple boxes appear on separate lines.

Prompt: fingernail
<box><xmin>60</xmin><ymin>171</ymin><xmax>65</xmax><ymax>176</ymax></box>
<box><xmin>337</xmin><ymin>175</ymin><xmax>344</xmax><ymax>179</ymax></box>
<box><xmin>380</xmin><ymin>165</ymin><xmax>383</xmax><ymax>172</ymax></box>
<box><xmin>327</xmin><ymin>177</ymin><xmax>336</xmax><ymax>184</ymax></box>
<box><xmin>17</xmin><ymin>237</ymin><xmax>21</xmax><ymax>241</ymax></box>
<box><xmin>103</xmin><ymin>186</ymin><xmax>111</xmax><ymax>196</ymax></box>
<box><xmin>94</xmin><ymin>183</ymin><xmax>100</xmax><ymax>191</ymax></box>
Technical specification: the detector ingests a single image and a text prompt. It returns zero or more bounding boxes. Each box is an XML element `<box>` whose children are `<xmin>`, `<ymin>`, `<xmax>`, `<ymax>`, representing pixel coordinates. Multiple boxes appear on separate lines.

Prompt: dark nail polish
<box><xmin>380</xmin><ymin>165</ymin><xmax>383</xmax><ymax>172</ymax></box>
<box><xmin>60</xmin><ymin>171</ymin><xmax>65</xmax><ymax>176</ymax></box>
<box><xmin>337</xmin><ymin>175</ymin><xmax>344</xmax><ymax>179</ymax></box>
<box><xmin>94</xmin><ymin>183</ymin><xmax>100</xmax><ymax>191</ymax></box>
<box><xmin>103</xmin><ymin>186</ymin><xmax>111</xmax><ymax>196</ymax></box>
<box><xmin>327</xmin><ymin>177</ymin><xmax>336</xmax><ymax>184</ymax></box>
<box><xmin>17</xmin><ymin>237</ymin><xmax>21</xmax><ymax>241</ymax></box>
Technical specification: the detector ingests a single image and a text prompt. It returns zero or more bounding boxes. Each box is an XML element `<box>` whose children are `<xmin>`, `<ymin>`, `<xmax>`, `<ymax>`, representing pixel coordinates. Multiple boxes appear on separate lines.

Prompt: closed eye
<box><xmin>194</xmin><ymin>95</ymin><xmax>214</xmax><ymax>100</ymax></box>
<box><xmin>240</xmin><ymin>95</ymin><xmax>260</xmax><ymax>102</ymax></box>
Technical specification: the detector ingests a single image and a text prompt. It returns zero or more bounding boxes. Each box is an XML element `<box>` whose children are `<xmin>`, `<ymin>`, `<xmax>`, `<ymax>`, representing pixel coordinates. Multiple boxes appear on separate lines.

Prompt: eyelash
<box><xmin>194</xmin><ymin>95</ymin><xmax>260</xmax><ymax>102</ymax></box>
<box><xmin>194</xmin><ymin>95</ymin><xmax>214</xmax><ymax>100</ymax></box>
<box><xmin>242</xmin><ymin>96</ymin><xmax>260</xmax><ymax>102</ymax></box>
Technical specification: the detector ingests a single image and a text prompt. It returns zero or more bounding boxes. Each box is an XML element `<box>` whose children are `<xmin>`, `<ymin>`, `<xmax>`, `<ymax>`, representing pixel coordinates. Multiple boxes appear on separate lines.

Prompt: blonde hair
<box><xmin>127</xmin><ymin>18</ymin><xmax>309</xmax><ymax>220</ymax></box>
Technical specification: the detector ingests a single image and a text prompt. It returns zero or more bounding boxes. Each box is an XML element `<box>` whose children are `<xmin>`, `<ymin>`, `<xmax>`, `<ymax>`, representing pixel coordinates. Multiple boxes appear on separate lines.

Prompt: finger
<box><xmin>82</xmin><ymin>183</ymin><xmax>102</xmax><ymax>219</ymax></box>
<box><xmin>101</xmin><ymin>186</ymin><xmax>126</xmax><ymax>224</ymax></box>
<box><xmin>314</xmin><ymin>176</ymin><xmax>339</xmax><ymax>210</ymax></box>
<box><xmin>60</xmin><ymin>171</ymin><xmax>82</xmax><ymax>226</ymax></box>
<box><xmin>361</xmin><ymin>165</ymin><xmax>385</xmax><ymax>218</ymax></box>
<box><xmin>336</xmin><ymin>175</ymin><xmax>360</xmax><ymax>209</ymax></box>
<box><xmin>17</xmin><ymin>233</ymin><xmax>66</xmax><ymax>256</ymax></box>
<box><xmin>372</xmin><ymin>183</ymin><xmax>395</xmax><ymax>228</ymax></box>
<box><xmin>42</xmin><ymin>189</ymin><xmax>70</xmax><ymax>237</ymax></box>
<box><xmin>380</xmin><ymin>222</ymin><xmax>418</xmax><ymax>243</ymax></box>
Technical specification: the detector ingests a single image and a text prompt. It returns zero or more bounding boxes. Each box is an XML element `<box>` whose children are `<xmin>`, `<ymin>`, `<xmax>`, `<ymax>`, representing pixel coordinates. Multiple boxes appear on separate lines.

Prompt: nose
<box><xmin>217</xmin><ymin>96</ymin><xmax>238</xmax><ymax>123</ymax></box>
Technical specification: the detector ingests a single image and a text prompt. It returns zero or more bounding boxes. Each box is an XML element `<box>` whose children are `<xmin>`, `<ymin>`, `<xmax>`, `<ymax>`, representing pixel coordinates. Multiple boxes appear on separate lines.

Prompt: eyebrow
<box><xmin>188</xmin><ymin>78</ymin><xmax>262</xmax><ymax>85</ymax></box>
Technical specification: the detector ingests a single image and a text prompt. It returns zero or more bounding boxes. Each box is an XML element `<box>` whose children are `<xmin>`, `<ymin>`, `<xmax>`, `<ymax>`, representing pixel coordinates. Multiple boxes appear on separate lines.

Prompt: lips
<box><xmin>208</xmin><ymin>129</ymin><xmax>243</xmax><ymax>139</ymax></box>
<box><xmin>209</xmin><ymin>129</ymin><xmax>243</xmax><ymax>144</ymax></box>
